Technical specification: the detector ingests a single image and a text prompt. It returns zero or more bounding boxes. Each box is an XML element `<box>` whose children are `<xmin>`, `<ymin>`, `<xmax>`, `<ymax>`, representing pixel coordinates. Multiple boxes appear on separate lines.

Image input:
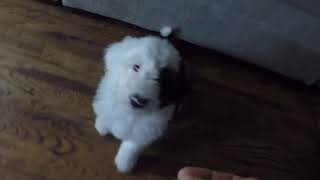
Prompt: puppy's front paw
<box><xmin>95</xmin><ymin>121</ymin><xmax>109</xmax><ymax>136</ymax></box>
<box><xmin>114</xmin><ymin>151</ymin><xmax>137</xmax><ymax>173</ymax></box>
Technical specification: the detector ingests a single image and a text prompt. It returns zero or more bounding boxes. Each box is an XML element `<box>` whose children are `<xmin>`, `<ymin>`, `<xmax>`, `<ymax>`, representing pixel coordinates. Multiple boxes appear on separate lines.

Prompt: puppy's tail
<box><xmin>160</xmin><ymin>26</ymin><xmax>173</xmax><ymax>38</ymax></box>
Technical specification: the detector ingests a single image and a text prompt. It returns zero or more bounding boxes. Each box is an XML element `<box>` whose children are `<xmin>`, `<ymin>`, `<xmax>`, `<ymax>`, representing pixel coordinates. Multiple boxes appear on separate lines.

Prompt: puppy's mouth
<box><xmin>130</xmin><ymin>95</ymin><xmax>149</xmax><ymax>108</ymax></box>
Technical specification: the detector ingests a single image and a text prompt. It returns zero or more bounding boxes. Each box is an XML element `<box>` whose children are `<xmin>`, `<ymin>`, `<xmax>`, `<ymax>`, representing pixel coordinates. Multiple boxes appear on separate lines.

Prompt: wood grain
<box><xmin>0</xmin><ymin>0</ymin><xmax>319</xmax><ymax>180</ymax></box>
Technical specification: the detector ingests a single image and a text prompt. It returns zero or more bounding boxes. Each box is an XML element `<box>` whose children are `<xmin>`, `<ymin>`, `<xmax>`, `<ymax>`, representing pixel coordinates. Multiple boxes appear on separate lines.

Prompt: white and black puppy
<box><xmin>93</xmin><ymin>27</ymin><xmax>187</xmax><ymax>172</ymax></box>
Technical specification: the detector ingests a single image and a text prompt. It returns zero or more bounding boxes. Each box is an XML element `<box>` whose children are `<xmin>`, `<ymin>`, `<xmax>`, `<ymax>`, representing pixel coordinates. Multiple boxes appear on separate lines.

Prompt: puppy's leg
<box><xmin>95</xmin><ymin>117</ymin><xmax>109</xmax><ymax>136</ymax></box>
<box><xmin>115</xmin><ymin>141</ymin><xmax>145</xmax><ymax>173</ymax></box>
<box><xmin>93</xmin><ymin>100</ymin><xmax>110</xmax><ymax>136</ymax></box>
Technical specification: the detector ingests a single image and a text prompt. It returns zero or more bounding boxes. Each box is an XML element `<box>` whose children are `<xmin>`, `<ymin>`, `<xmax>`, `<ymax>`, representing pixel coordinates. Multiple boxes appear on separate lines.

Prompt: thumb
<box><xmin>178</xmin><ymin>167</ymin><xmax>259</xmax><ymax>180</ymax></box>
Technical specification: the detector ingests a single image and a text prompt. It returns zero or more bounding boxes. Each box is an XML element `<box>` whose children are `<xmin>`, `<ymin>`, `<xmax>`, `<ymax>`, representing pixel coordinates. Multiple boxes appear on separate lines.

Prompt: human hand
<box><xmin>178</xmin><ymin>167</ymin><xmax>259</xmax><ymax>180</ymax></box>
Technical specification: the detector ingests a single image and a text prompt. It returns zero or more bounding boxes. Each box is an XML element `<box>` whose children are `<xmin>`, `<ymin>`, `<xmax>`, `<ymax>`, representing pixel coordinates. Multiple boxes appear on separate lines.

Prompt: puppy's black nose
<box><xmin>130</xmin><ymin>94</ymin><xmax>149</xmax><ymax>108</ymax></box>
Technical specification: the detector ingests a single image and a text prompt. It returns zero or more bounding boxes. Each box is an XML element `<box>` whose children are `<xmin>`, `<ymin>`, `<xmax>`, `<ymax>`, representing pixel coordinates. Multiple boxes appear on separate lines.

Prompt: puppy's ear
<box><xmin>159</xmin><ymin>62</ymin><xmax>189</xmax><ymax>108</ymax></box>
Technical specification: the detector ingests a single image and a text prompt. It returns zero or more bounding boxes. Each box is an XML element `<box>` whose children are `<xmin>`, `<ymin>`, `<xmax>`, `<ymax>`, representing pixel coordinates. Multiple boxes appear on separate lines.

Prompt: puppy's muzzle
<box><xmin>130</xmin><ymin>94</ymin><xmax>149</xmax><ymax>108</ymax></box>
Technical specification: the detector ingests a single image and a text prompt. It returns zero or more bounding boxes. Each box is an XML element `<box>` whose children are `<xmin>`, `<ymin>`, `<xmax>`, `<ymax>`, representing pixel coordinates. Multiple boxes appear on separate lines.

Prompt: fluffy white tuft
<box><xmin>160</xmin><ymin>26</ymin><xmax>173</xmax><ymax>37</ymax></box>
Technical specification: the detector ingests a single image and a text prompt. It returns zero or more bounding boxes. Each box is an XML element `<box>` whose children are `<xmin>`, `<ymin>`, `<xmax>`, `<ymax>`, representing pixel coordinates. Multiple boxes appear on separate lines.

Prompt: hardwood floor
<box><xmin>0</xmin><ymin>0</ymin><xmax>319</xmax><ymax>179</ymax></box>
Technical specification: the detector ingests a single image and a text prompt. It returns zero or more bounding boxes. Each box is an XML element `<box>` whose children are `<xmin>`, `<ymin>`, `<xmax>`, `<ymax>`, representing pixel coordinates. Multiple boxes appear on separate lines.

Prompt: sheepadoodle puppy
<box><xmin>93</xmin><ymin>27</ymin><xmax>187</xmax><ymax>172</ymax></box>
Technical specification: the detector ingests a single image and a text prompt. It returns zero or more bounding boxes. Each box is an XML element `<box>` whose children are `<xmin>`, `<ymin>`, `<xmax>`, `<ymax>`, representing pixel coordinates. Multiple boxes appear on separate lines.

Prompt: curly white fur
<box><xmin>93</xmin><ymin>34</ymin><xmax>181</xmax><ymax>172</ymax></box>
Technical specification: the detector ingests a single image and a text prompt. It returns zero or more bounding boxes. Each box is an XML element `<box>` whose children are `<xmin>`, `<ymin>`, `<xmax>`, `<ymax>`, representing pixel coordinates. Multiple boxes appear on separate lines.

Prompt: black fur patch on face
<box><xmin>159</xmin><ymin>63</ymin><xmax>188</xmax><ymax>108</ymax></box>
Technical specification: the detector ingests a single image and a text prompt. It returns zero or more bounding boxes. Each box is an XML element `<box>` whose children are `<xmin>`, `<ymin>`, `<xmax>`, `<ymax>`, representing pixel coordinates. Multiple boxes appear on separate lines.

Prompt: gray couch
<box><xmin>62</xmin><ymin>0</ymin><xmax>320</xmax><ymax>85</ymax></box>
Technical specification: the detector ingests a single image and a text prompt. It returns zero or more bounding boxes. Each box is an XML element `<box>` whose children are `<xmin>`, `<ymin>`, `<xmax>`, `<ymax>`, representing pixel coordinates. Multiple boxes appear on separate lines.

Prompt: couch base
<box><xmin>62</xmin><ymin>0</ymin><xmax>320</xmax><ymax>85</ymax></box>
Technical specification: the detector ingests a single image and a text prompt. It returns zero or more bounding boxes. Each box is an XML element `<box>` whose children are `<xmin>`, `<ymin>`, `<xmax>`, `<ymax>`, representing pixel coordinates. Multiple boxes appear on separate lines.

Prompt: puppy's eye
<box><xmin>133</xmin><ymin>64</ymin><xmax>140</xmax><ymax>72</ymax></box>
